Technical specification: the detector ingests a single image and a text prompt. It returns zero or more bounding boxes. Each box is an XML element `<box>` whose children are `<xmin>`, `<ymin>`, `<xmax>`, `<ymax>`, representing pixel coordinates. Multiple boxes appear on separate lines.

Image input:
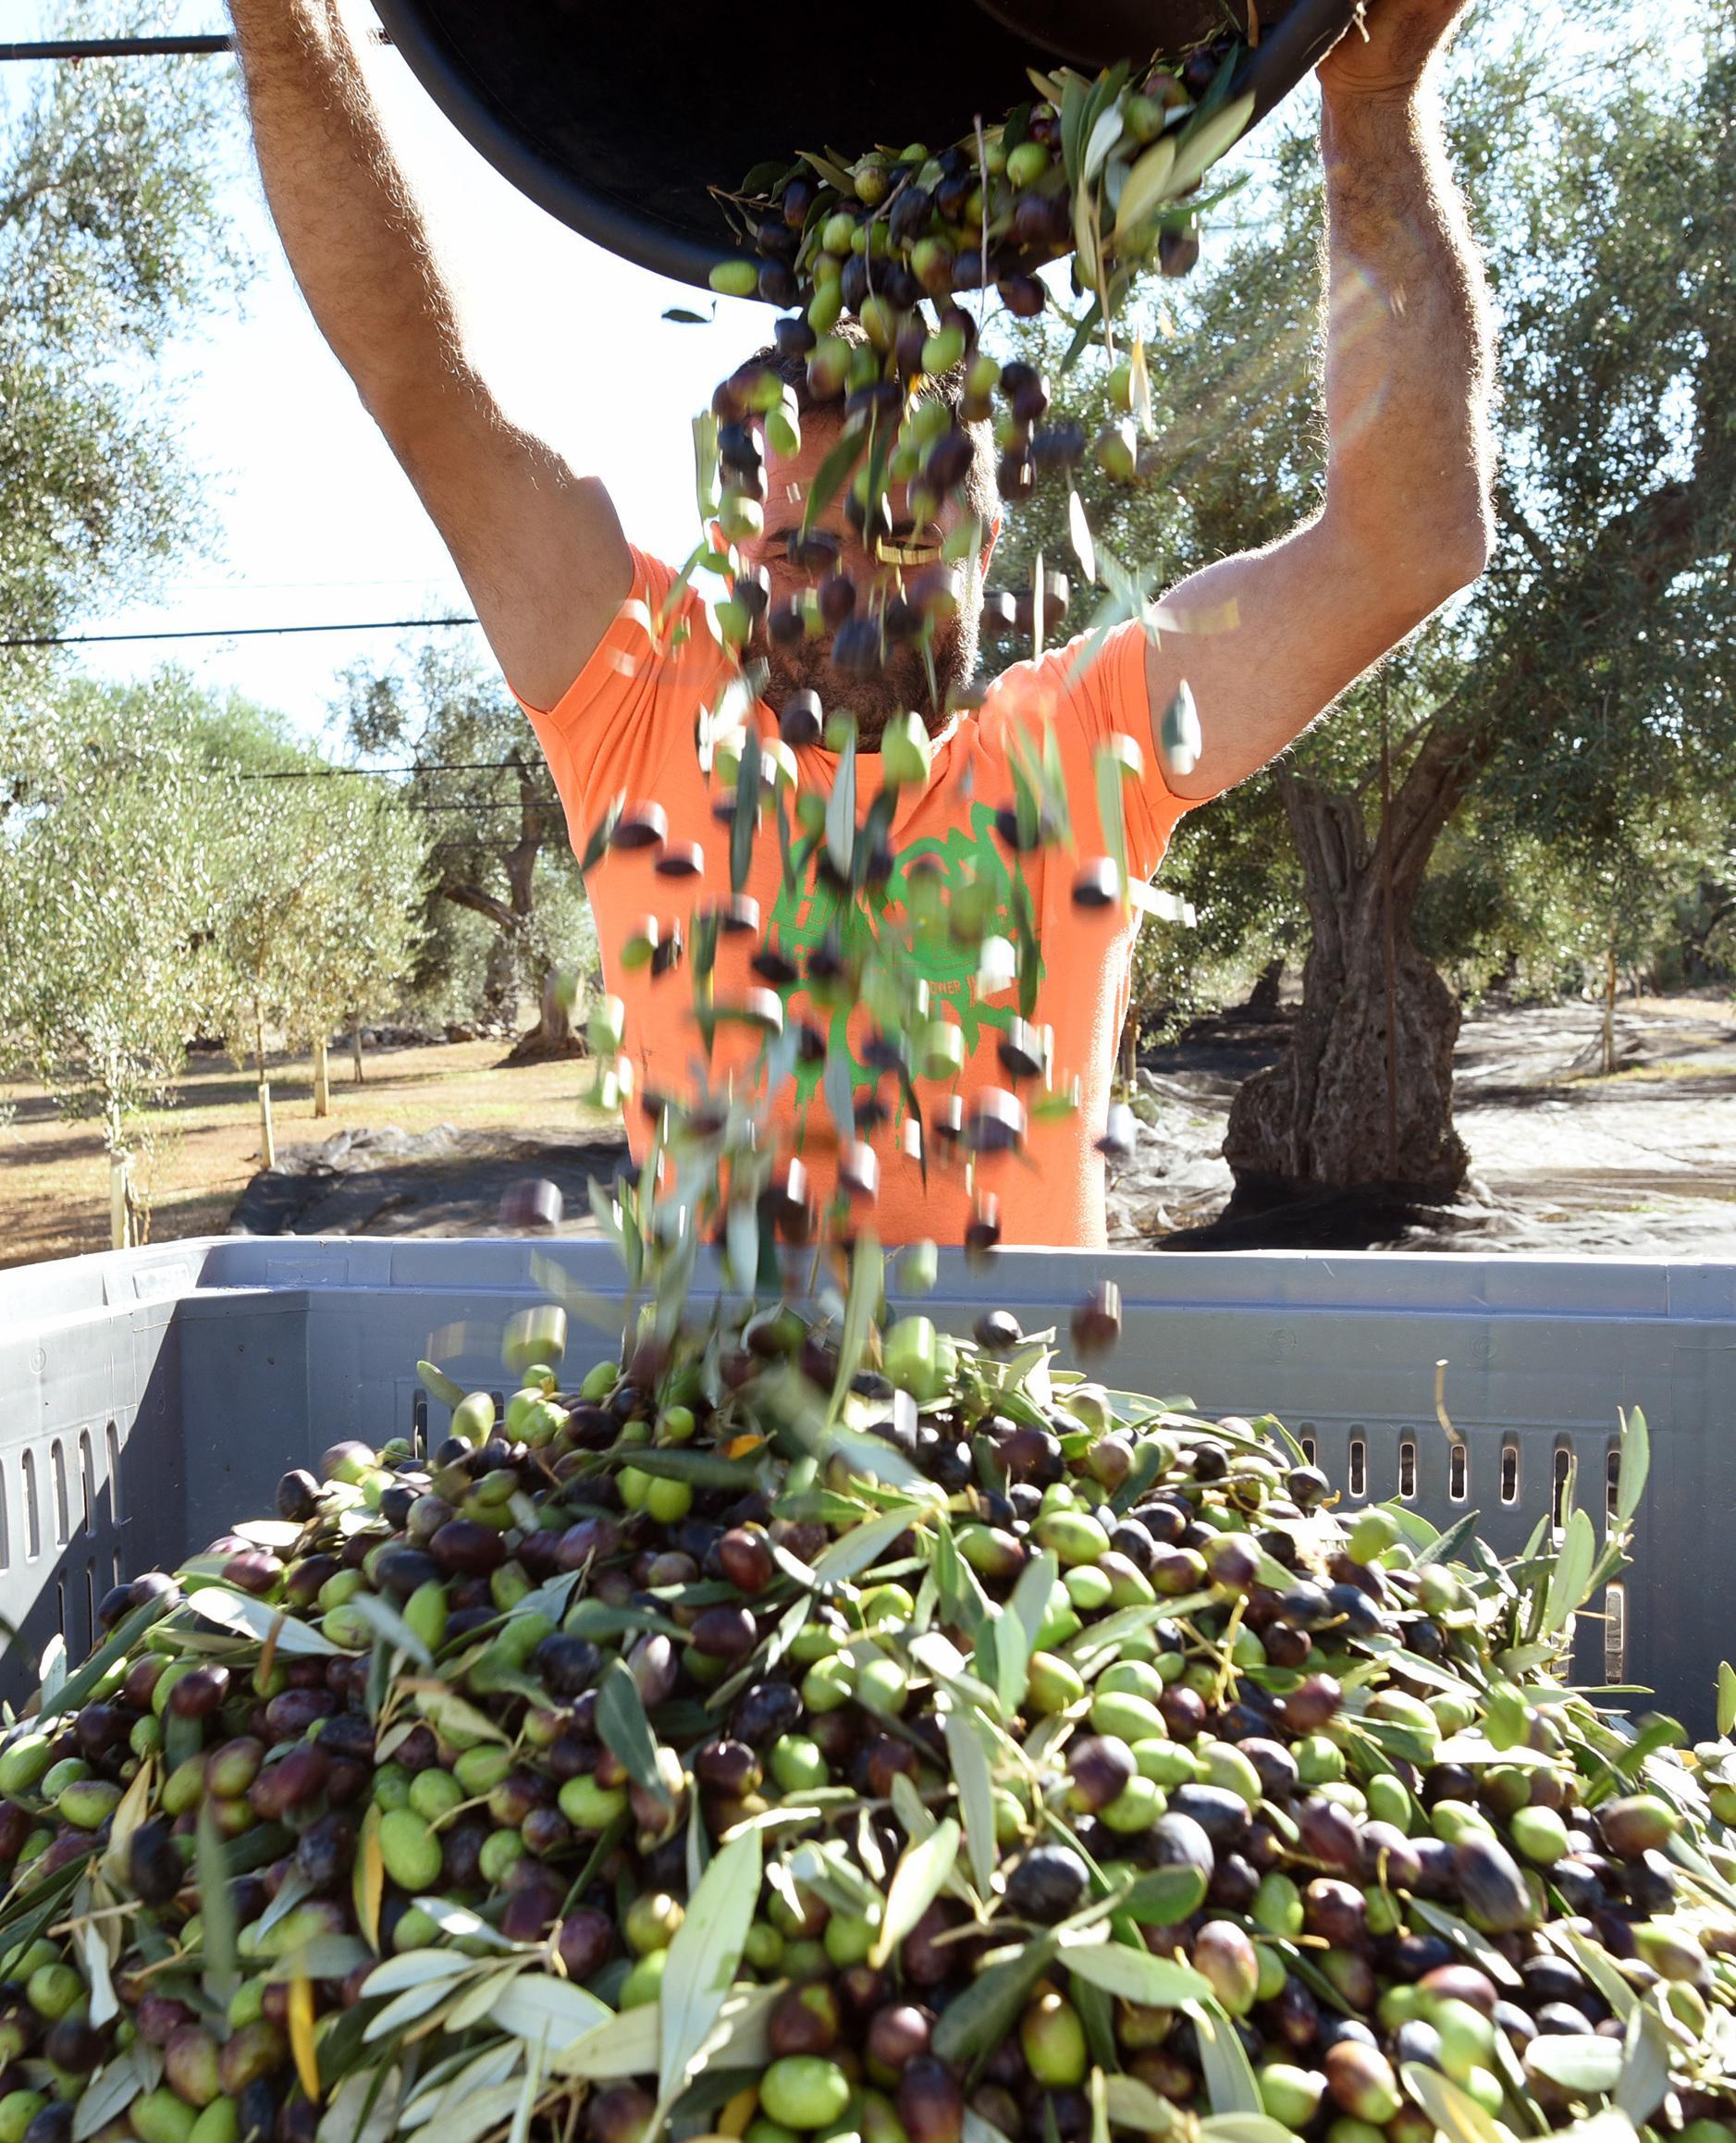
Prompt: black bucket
<box><xmin>367</xmin><ymin>0</ymin><xmax>1360</xmax><ymax>289</ymax></box>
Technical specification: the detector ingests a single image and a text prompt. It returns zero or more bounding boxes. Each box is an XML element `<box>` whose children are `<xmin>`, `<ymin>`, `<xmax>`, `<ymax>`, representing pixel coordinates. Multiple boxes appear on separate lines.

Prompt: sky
<box><xmin>6</xmin><ymin>0</ymin><xmax>787</xmax><ymax>745</ymax></box>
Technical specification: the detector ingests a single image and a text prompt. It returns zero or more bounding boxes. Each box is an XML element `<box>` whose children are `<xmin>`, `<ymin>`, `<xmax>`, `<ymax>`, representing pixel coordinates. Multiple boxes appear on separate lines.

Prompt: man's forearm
<box><xmin>228</xmin><ymin>0</ymin><xmax>470</xmax><ymax>417</ymax></box>
<box><xmin>1319</xmin><ymin>79</ymin><xmax>1496</xmax><ymax>604</ymax></box>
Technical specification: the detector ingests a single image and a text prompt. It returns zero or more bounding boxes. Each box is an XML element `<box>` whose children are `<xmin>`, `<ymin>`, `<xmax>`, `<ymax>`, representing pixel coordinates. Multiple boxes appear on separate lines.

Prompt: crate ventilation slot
<box><xmin>22</xmin><ymin>1449</ymin><xmax>41</xmax><ymax>1560</ymax></box>
<box><xmin>1552</xmin><ymin>1447</ymin><xmax>1572</xmax><ymax>1539</ymax></box>
<box><xmin>1449</xmin><ymin>1442</ymin><xmax>1468</xmax><ymax>1502</ymax></box>
<box><xmin>1348</xmin><ymin>1435</ymin><xmax>1367</xmax><ymax>1498</ymax></box>
<box><xmin>0</xmin><ymin>1459</ymin><xmax>9</xmax><ymax>1570</ymax></box>
<box><xmin>1607</xmin><ymin>1447</ymin><xmax>1621</xmax><ymax>1528</ymax></box>
<box><xmin>1500</xmin><ymin>1442</ymin><xmax>1519</xmax><ymax>1504</ymax></box>
<box><xmin>1397</xmin><ymin>1437</ymin><xmax>1417</xmax><ymax>1500</ymax></box>
<box><xmin>106</xmin><ymin>1423</ymin><xmax>123</xmax><ymax>1522</ymax></box>
<box><xmin>1605</xmin><ymin>1579</ymin><xmax>1627</xmax><ymax>1683</ymax></box>
<box><xmin>1299</xmin><ymin>1433</ymin><xmax>1317</xmax><ymax>1467</ymax></box>
<box><xmin>79</xmin><ymin>1431</ymin><xmax>94</xmax><ymax>1535</ymax></box>
<box><xmin>51</xmin><ymin>1440</ymin><xmax>70</xmax><ymax>1548</ymax></box>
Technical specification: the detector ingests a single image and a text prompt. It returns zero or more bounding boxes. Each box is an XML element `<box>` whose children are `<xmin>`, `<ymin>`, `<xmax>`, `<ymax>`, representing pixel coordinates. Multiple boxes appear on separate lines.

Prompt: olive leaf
<box><xmin>813</xmin><ymin>1505</ymin><xmax>916</xmax><ymax>1588</ymax></box>
<box><xmin>804</xmin><ymin>425</ymin><xmax>865</xmax><ymax>536</ymax></box>
<box><xmin>1400</xmin><ymin>2064</ymin><xmax>1510</xmax><ymax>2143</ymax></box>
<box><xmin>1542</xmin><ymin>1508</ymin><xmax>1596</xmax><ymax>1634</ymax></box>
<box><xmin>826</xmin><ymin>724</ymin><xmax>858</xmax><ymax>881</ymax></box>
<box><xmin>1526</xmin><ymin>2035</ymin><xmax>1623</xmax><ymax>2094</ymax></box>
<box><xmin>731</xmin><ymin>726</ymin><xmax>762</xmax><ymax>893</ymax></box>
<box><xmin>416</xmin><ymin>1359</ymin><xmax>466</xmax><ymax>1409</ymax></box>
<box><xmin>830</xmin><ymin>1228</ymin><xmax>882</xmax><ymax>1420</ymax></box>
<box><xmin>488</xmin><ymin>1973</ymin><xmax>615</xmax><ymax>2056</ymax></box>
<box><xmin>1093</xmin><ymin>745</ymin><xmax>1129</xmax><ymax>898</ymax></box>
<box><xmin>414</xmin><ymin>1686</ymin><xmax>509</xmax><ymax>1748</ymax></box>
<box><xmin>194</xmin><ymin>1799</ymin><xmax>238</xmax><ymax>1987</ymax></box>
<box><xmin>1549</xmin><ymin>1927</ymin><xmax>1637</xmax><ymax>2021</ymax></box>
<box><xmin>943</xmin><ymin>1708</ymin><xmax>999</xmax><ymax>1897</ymax></box>
<box><xmin>71</xmin><ymin>2061</ymin><xmax>142</xmax><ymax>2142</ymax></box>
<box><xmin>345</xmin><ymin>1594</ymin><xmax>434</xmax><ymax>1671</ymax></box>
<box><xmin>1113</xmin><ymin>139</ymin><xmax>1176</xmax><ymax>240</ymax></box>
<box><xmin>1102</xmin><ymin>2076</ymin><xmax>1178</xmax><ymax>2137</ymax></box>
<box><xmin>1615</xmin><ymin>1407</ymin><xmax>1649</xmax><ymax>1527</ymax></box>
<box><xmin>871</xmin><ymin>1817</ymin><xmax>960</xmax><ymax>1968</ymax></box>
<box><xmin>595</xmin><ymin>1657</ymin><xmax>669</xmax><ymax>1807</ymax></box>
<box><xmin>657</xmin><ymin>1825</ymin><xmax>763</xmax><ymax>2101</ymax></box>
<box><xmin>1612</xmin><ymin>2002</ymin><xmax>1671</xmax><ymax>2123</ymax></box>
<box><xmin>1062</xmin><ymin>1938</ymin><xmax>1212</xmax><ymax>2008</ymax></box>
<box><xmin>192</xmin><ymin>1586</ymin><xmax>343</xmax><ymax>1657</ymax></box>
<box><xmin>1185</xmin><ymin>2000</ymin><xmax>1262</xmax><ymax>2116</ymax></box>
<box><xmin>933</xmin><ymin>1938</ymin><xmax>1057</xmax><ymax>2063</ymax></box>
<box><xmin>1117</xmin><ymin>1866</ymin><xmax>1209</xmax><ymax>1926</ymax></box>
<box><xmin>1196</xmin><ymin>2122</ymin><xmax>1300</xmax><ymax>2143</ymax></box>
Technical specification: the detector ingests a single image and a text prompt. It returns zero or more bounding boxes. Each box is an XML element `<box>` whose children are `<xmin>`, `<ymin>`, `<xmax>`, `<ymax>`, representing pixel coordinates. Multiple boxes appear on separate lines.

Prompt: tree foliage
<box><xmin>0</xmin><ymin>3</ymin><xmax>240</xmax><ymax>664</ymax></box>
<box><xmin>991</xmin><ymin>0</ymin><xmax>1733</xmax><ymax>1194</ymax></box>
<box><xmin>0</xmin><ymin>684</ymin><xmax>215</xmax><ymax>1163</ymax></box>
<box><xmin>340</xmin><ymin>639</ymin><xmax>597</xmax><ymax>1046</ymax></box>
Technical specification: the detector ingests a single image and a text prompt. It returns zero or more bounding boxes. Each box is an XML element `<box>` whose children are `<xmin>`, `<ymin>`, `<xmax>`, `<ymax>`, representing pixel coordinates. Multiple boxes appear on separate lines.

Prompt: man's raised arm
<box><xmin>1142</xmin><ymin>0</ymin><xmax>1496</xmax><ymax>802</ymax></box>
<box><xmin>228</xmin><ymin>0</ymin><xmax>631</xmax><ymax>709</ymax></box>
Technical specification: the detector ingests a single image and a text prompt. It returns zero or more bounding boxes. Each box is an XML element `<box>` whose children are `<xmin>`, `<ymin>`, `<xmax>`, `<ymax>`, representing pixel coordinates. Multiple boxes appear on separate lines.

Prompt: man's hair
<box><xmin>747</xmin><ymin>317</ymin><xmax>999</xmax><ymax>530</ymax></box>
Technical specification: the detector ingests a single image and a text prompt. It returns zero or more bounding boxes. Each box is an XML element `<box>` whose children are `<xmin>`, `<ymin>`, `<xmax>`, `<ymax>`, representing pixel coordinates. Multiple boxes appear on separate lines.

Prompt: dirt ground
<box><xmin>1106</xmin><ymin>993</ymin><xmax>1736</xmax><ymax>1255</ymax></box>
<box><xmin>0</xmin><ymin>1041</ymin><xmax>617</xmax><ymax>1269</ymax></box>
<box><xmin>4</xmin><ymin>996</ymin><xmax>1734</xmax><ymax>1269</ymax></box>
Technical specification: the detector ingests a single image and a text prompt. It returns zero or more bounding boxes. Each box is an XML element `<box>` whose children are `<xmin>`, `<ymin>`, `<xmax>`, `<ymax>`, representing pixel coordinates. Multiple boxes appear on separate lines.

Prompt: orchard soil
<box><xmin>2</xmin><ymin>1001</ymin><xmax>1732</xmax><ymax>1270</ymax></box>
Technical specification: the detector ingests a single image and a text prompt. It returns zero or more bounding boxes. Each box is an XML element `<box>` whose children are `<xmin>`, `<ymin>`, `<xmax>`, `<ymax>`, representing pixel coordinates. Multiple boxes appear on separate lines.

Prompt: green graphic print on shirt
<box><xmin>764</xmin><ymin>800</ymin><xmax>1045</xmax><ymax>1115</ymax></box>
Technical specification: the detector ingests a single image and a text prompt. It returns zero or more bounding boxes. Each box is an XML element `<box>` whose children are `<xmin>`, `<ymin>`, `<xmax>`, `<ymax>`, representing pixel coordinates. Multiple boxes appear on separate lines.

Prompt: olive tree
<box><xmin>204</xmin><ymin>767</ymin><xmax>425</xmax><ymax>1159</ymax></box>
<box><xmin>0</xmin><ymin>5</ymin><xmax>239</xmax><ymax>668</ymax></box>
<box><xmin>281</xmin><ymin>781</ymin><xmax>427</xmax><ymax>1115</ymax></box>
<box><xmin>339</xmin><ymin>640</ymin><xmax>591</xmax><ymax>1058</ymax></box>
<box><xmin>0</xmin><ymin>697</ymin><xmax>217</xmax><ymax>1245</ymax></box>
<box><xmin>995</xmin><ymin>0</ymin><xmax>1734</xmax><ymax>1205</ymax></box>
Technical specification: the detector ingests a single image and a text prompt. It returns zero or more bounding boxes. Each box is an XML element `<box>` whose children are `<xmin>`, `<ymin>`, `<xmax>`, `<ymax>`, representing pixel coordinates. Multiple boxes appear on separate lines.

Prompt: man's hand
<box><xmin>1317</xmin><ymin>0</ymin><xmax>1474</xmax><ymax>104</ymax></box>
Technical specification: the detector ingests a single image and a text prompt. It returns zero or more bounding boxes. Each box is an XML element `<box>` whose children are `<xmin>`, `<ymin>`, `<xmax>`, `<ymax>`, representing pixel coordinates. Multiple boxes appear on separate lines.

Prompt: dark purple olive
<box><xmin>276</xmin><ymin>1469</ymin><xmax>321</xmax><ymax>1522</ymax></box>
<box><xmin>170</xmin><ymin>1664</ymin><xmax>230</xmax><ymax>1720</ymax></box>
<box><xmin>733</xmin><ymin>1679</ymin><xmax>802</xmax><ymax>1746</ymax></box>
<box><xmin>534</xmin><ymin>1633</ymin><xmax>603</xmax><ymax>1698</ymax></box>
<box><xmin>558</xmin><ymin>1908</ymin><xmax>613</xmax><ymax>1979</ymax></box>
<box><xmin>1005</xmin><ymin>1844</ymin><xmax>1089</xmax><ymax>1923</ymax></box>
<box><xmin>431</xmin><ymin>1518</ymin><xmax>507</xmax><ymax>1575</ymax></box>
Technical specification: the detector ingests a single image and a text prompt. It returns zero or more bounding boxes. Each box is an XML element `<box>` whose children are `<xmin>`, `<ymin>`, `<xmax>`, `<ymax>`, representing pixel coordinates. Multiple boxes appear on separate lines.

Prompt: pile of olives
<box><xmin>3</xmin><ymin>1295</ymin><xmax>1736</xmax><ymax>2143</ymax></box>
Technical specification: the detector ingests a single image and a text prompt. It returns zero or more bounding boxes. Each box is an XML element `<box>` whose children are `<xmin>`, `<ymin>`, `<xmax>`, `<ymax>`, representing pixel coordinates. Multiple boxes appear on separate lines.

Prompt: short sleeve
<box><xmin>510</xmin><ymin>547</ymin><xmax>731</xmax><ymax>841</ymax></box>
<box><xmin>986</xmin><ymin>616</ymin><xmax>1194</xmax><ymax>884</ymax></box>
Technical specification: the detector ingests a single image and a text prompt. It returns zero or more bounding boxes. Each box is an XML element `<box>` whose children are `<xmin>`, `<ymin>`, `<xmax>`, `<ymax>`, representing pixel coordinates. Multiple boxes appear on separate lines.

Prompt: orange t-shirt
<box><xmin>516</xmin><ymin>548</ymin><xmax>1195</xmax><ymax>1249</ymax></box>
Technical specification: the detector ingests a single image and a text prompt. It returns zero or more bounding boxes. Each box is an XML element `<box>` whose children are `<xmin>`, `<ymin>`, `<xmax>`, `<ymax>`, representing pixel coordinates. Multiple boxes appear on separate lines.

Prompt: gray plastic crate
<box><xmin>2</xmin><ymin>1238</ymin><xmax>1732</xmax><ymax>1726</ymax></box>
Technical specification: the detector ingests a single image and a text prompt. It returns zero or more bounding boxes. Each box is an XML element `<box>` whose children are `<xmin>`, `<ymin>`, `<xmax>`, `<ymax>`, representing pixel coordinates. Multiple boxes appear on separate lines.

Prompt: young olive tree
<box><xmin>0</xmin><ymin>704</ymin><xmax>218</xmax><ymax>1245</ymax></box>
<box><xmin>283</xmin><ymin>782</ymin><xmax>427</xmax><ymax>1115</ymax></box>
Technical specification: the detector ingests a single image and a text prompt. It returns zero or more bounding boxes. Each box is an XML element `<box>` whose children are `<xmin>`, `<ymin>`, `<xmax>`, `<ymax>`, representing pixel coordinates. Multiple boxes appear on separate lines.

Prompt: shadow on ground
<box><xmin>228</xmin><ymin>1125</ymin><xmax>631</xmax><ymax>1239</ymax></box>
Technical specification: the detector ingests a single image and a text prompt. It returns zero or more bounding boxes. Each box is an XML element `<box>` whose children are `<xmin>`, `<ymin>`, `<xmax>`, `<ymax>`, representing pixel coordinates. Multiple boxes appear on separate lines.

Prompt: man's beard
<box><xmin>752</xmin><ymin>605</ymin><xmax>979</xmax><ymax>747</ymax></box>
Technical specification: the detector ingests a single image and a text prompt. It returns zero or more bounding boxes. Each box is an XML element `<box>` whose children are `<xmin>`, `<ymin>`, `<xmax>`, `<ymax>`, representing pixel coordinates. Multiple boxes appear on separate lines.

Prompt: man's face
<box><xmin>736</xmin><ymin>410</ymin><xmax>995</xmax><ymax>746</ymax></box>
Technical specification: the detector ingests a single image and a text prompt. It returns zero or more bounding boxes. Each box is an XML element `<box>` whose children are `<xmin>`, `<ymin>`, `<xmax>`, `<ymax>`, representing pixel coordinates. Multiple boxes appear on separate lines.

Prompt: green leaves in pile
<box><xmin>1060</xmin><ymin>1939</ymin><xmax>1210</xmax><ymax>2007</ymax></box>
<box><xmin>1186</xmin><ymin>1998</ymin><xmax>1262</xmax><ymax>2116</ymax></box>
<box><xmin>595</xmin><ymin>1657</ymin><xmax>668</xmax><ymax>1806</ymax></box>
<box><xmin>870</xmin><ymin>1818</ymin><xmax>960</xmax><ymax>1968</ymax></box>
<box><xmin>658</xmin><ymin>1827</ymin><xmax>763</xmax><ymax>2103</ymax></box>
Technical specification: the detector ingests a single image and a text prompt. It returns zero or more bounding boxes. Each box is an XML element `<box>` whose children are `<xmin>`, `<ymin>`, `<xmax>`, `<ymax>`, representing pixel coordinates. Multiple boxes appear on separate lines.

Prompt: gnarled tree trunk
<box><xmin>1225</xmin><ymin>724</ymin><xmax>1494</xmax><ymax>1202</ymax></box>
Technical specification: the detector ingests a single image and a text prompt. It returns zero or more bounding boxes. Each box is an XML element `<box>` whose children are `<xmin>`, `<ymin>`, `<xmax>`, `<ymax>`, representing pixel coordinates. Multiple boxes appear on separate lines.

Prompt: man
<box><xmin>229</xmin><ymin>0</ymin><xmax>1494</xmax><ymax>1248</ymax></box>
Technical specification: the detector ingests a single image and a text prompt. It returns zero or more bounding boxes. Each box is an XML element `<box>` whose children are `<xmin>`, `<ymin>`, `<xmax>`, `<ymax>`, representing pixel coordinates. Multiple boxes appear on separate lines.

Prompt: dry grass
<box><xmin>0</xmin><ymin>1041</ymin><xmax>616</xmax><ymax>1271</ymax></box>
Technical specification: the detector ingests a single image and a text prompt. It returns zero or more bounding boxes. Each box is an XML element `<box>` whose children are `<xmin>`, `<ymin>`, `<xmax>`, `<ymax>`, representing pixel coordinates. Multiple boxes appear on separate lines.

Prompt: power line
<box><xmin>237</xmin><ymin>762</ymin><xmax>535</xmax><ymax>781</ymax></box>
<box><xmin>0</xmin><ymin>32</ymin><xmax>390</xmax><ymax>61</ymax></box>
<box><xmin>1</xmin><ymin>615</ymin><xmax>480</xmax><ymax>651</ymax></box>
<box><xmin>0</xmin><ymin>36</ymin><xmax>236</xmax><ymax>60</ymax></box>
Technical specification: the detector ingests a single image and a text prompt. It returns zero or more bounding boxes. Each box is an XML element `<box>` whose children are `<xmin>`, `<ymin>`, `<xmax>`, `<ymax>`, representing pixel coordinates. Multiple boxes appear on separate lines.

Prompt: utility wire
<box><xmin>236</xmin><ymin>762</ymin><xmax>536</xmax><ymax>781</ymax></box>
<box><xmin>0</xmin><ymin>32</ymin><xmax>391</xmax><ymax>60</ymax></box>
<box><xmin>1</xmin><ymin>615</ymin><xmax>479</xmax><ymax>651</ymax></box>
